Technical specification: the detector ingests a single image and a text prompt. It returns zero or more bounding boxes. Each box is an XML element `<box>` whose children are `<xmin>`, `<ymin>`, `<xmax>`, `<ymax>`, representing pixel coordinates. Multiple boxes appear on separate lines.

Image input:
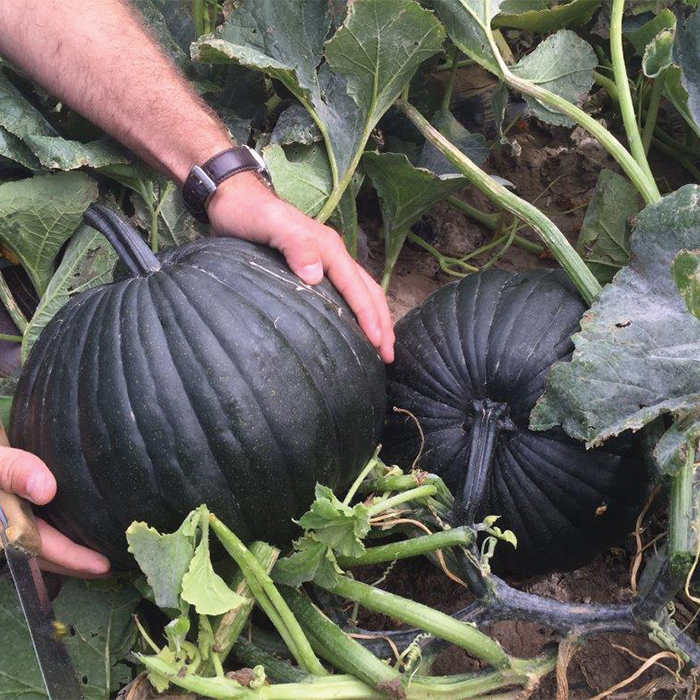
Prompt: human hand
<box><xmin>207</xmin><ymin>172</ymin><xmax>395</xmax><ymax>363</ymax></box>
<box><xmin>0</xmin><ymin>447</ymin><xmax>111</xmax><ymax>578</ymax></box>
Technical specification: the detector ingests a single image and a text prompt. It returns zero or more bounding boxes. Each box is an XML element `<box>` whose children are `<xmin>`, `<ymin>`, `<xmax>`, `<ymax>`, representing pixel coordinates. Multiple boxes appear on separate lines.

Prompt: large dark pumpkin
<box><xmin>10</xmin><ymin>205</ymin><xmax>385</xmax><ymax>566</ymax></box>
<box><xmin>382</xmin><ymin>269</ymin><xmax>648</xmax><ymax>575</ymax></box>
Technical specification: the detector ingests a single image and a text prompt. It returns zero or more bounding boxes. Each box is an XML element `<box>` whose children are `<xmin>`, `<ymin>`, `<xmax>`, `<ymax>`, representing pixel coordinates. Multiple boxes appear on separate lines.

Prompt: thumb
<box><xmin>0</xmin><ymin>447</ymin><xmax>56</xmax><ymax>505</ymax></box>
<box><xmin>274</xmin><ymin>223</ymin><xmax>324</xmax><ymax>285</ymax></box>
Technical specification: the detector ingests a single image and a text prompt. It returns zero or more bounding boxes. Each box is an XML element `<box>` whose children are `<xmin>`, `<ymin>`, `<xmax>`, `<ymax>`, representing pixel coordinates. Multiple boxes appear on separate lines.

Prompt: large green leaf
<box><xmin>493</xmin><ymin>0</ymin><xmax>601</xmax><ymax>33</ymax></box>
<box><xmin>0</xmin><ymin>172</ymin><xmax>98</xmax><ymax>295</ymax></box>
<box><xmin>678</xmin><ymin>8</ymin><xmax>700</xmax><ymax>131</ymax></box>
<box><xmin>575</xmin><ymin>169</ymin><xmax>641</xmax><ymax>284</ymax></box>
<box><xmin>0</xmin><ymin>127</ymin><xmax>40</xmax><ymax>171</ymax></box>
<box><xmin>512</xmin><ymin>30</ymin><xmax>597</xmax><ymax>127</ymax></box>
<box><xmin>0</xmin><ymin>73</ymin><xmax>127</xmax><ymax>171</ymax></box>
<box><xmin>53</xmin><ymin>580</ymin><xmax>140</xmax><ymax>700</ymax></box>
<box><xmin>22</xmin><ymin>223</ymin><xmax>117</xmax><ymax>361</ymax></box>
<box><xmin>642</xmin><ymin>28</ymin><xmax>675</xmax><ymax>78</ymax></box>
<box><xmin>194</xmin><ymin>0</ymin><xmax>444</xmax><ymax>195</ymax></box>
<box><xmin>0</xmin><ymin>576</ymin><xmax>46</xmax><ymax>700</ymax></box>
<box><xmin>431</xmin><ymin>0</ymin><xmax>505</xmax><ymax>74</ymax></box>
<box><xmin>624</xmin><ymin>8</ymin><xmax>675</xmax><ymax>56</ymax></box>
<box><xmin>531</xmin><ymin>185</ymin><xmax>700</xmax><ymax>446</ymax></box>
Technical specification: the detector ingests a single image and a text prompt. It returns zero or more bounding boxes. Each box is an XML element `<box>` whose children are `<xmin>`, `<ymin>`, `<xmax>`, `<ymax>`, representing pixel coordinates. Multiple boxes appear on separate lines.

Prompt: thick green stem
<box><xmin>642</xmin><ymin>74</ymin><xmax>664</xmax><ymax>155</ymax></box>
<box><xmin>337</xmin><ymin>527</ymin><xmax>473</xmax><ymax>568</ymax></box>
<box><xmin>201</xmin><ymin>542</ymin><xmax>279</xmax><ymax>676</ymax></box>
<box><xmin>397</xmin><ymin>100</ymin><xmax>601</xmax><ymax>304</ymax></box>
<box><xmin>0</xmin><ymin>333</ymin><xmax>22</xmax><ymax>343</ymax></box>
<box><xmin>669</xmin><ymin>446</ymin><xmax>698</xmax><ymax>576</ymax></box>
<box><xmin>192</xmin><ymin>0</ymin><xmax>204</xmax><ymax>37</ymax></box>
<box><xmin>446</xmin><ymin>195</ymin><xmax>499</xmax><ymax>230</ymax></box>
<box><xmin>210</xmin><ymin>516</ymin><xmax>327</xmax><ymax>676</ymax></box>
<box><xmin>610</xmin><ymin>0</ymin><xmax>658</xmax><ymax>194</ymax></box>
<box><xmin>367</xmin><ymin>485</ymin><xmax>437</xmax><ymax>517</ymax></box>
<box><xmin>594</xmin><ymin>70</ymin><xmax>620</xmax><ymax>104</ymax></box>
<box><xmin>0</xmin><ymin>272</ymin><xmax>27</xmax><ymax>334</ymax></box>
<box><xmin>320</xmin><ymin>575</ymin><xmax>511</xmax><ymax>668</ymax></box>
<box><xmin>343</xmin><ymin>453</ymin><xmax>380</xmax><ymax>506</ymax></box>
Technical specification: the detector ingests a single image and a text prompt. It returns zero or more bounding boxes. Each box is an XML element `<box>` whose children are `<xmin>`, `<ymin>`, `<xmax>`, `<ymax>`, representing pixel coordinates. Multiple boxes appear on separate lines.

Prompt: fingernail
<box><xmin>298</xmin><ymin>263</ymin><xmax>323</xmax><ymax>284</ymax></box>
<box><xmin>25</xmin><ymin>472</ymin><xmax>50</xmax><ymax>503</ymax></box>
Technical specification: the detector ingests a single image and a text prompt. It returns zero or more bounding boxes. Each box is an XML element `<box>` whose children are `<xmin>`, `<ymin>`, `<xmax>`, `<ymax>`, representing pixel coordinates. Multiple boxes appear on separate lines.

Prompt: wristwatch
<box><xmin>182</xmin><ymin>145</ymin><xmax>273</xmax><ymax>223</ymax></box>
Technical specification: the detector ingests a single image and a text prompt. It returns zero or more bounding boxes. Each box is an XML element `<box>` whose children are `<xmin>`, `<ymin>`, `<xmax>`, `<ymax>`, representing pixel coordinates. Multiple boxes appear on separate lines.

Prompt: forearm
<box><xmin>0</xmin><ymin>0</ymin><xmax>229</xmax><ymax>183</ymax></box>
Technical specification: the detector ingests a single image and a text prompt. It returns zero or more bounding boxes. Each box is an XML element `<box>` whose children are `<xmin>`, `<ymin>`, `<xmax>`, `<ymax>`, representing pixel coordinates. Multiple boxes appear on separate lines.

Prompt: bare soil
<box><xmin>358</xmin><ymin>91</ymin><xmax>699</xmax><ymax>698</ymax></box>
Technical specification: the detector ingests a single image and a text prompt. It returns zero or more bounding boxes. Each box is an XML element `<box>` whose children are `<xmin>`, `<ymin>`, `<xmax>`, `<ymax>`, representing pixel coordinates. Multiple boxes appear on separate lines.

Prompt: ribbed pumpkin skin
<box><xmin>11</xmin><ymin>238</ymin><xmax>385</xmax><ymax>566</ymax></box>
<box><xmin>382</xmin><ymin>269</ymin><xmax>648</xmax><ymax>575</ymax></box>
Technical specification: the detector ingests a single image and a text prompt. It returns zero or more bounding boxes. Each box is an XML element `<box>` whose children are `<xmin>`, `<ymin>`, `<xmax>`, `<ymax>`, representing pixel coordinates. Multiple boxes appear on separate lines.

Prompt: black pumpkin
<box><xmin>10</xmin><ymin>205</ymin><xmax>385</xmax><ymax>566</ymax></box>
<box><xmin>382</xmin><ymin>269</ymin><xmax>648</xmax><ymax>575</ymax></box>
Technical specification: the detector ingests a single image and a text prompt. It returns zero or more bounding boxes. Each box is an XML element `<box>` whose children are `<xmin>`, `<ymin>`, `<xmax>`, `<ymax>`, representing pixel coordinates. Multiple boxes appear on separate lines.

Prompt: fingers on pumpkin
<box><xmin>36</xmin><ymin>519</ymin><xmax>111</xmax><ymax>579</ymax></box>
<box><xmin>0</xmin><ymin>448</ymin><xmax>56</xmax><ymax>505</ymax></box>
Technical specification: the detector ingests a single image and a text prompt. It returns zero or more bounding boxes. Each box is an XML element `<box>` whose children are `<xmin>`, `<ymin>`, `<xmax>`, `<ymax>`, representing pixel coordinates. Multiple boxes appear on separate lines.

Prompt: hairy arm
<box><xmin>0</xmin><ymin>0</ymin><xmax>393</xmax><ymax>577</ymax></box>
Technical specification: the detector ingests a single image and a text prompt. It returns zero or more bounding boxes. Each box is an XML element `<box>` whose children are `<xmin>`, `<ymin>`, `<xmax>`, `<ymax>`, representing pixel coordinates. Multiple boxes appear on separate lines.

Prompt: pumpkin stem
<box><xmin>454</xmin><ymin>399</ymin><xmax>513</xmax><ymax>527</ymax></box>
<box><xmin>83</xmin><ymin>203</ymin><xmax>162</xmax><ymax>277</ymax></box>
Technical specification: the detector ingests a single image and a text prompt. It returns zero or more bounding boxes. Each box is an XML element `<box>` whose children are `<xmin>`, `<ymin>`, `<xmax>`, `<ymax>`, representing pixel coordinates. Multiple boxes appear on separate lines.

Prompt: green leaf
<box><xmin>642</xmin><ymin>28</ymin><xmax>675</xmax><ymax>78</ymax></box>
<box><xmin>575</xmin><ymin>169</ymin><xmax>641</xmax><ymax>284</ymax></box>
<box><xmin>192</xmin><ymin>0</ymin><xmax>329</xmax><ymax>101</ymax></box>
<box><xmin>431</xmin><ymin>0</ymin><xmax>505</xmax><ymax>74</ymax></box>
<box><xmin>52</xmin><ymin>580</ymin><xmax>140</xmax><ymax>700</ymax></box>
<box><xmin>624</xmin><ymin>9</ymin><xmax>676</xmax><ymax>56</ymax></box>
<box><xmin>0</xmin><ymin>72</ymin><xmax>127</xmax><ymax>171</ymax></box>
<box><xmin>22</xmin><ymin>223</ymin><xmax>117</xmax><ymax>361</ymax></box>
<box><xmin>297</xmin><ymin>484</ymin><xmax>371</xmax><ymax>558</ymax></box>
<box><xmin>272</xmin><ymin>538</ymin><xmax>340</xmax><ymax>587</ymax></box>
<box><xmin>165</xmin><ymin>616</ymin><xmax>191</xmax><ymax>653</ymax></box>
<box><xmin>264</xmin><ymin>143</ymin><xmax>332</xmax><ymax>217</ymax></box>
<box><xmin>531</xmin><ymin>185</ymin><xmax>700</xmax><ymax>446</ymax></box>
<box><xmin>494</xmin><ymin>0</ymin><xmax>602</xmax><ymax>33</ymax></box>
<box><xmin>126</xmin><ymin>511</ymin><xmax>199</xmax><ymax>611</ymax></box>
<box><xmin>418</xmin><ymin>109</ymin><xmax>489</xmax><ymax>176</ymax></box>
<box><xmin>672</xmin><ymin>249</ymin><xmax>700</xmax><ymax>321</ymax></box>
<box><xmin>132</xmin><ymin>183</ymin><xmax>207</xmax><ymax>248</ymax></box>
<box><xmin>0</xmin><ymin>172</ymin><xmax>98</xmax><ymax>295</ymax></box>
<box><xmin>678</xmin><ymin>8</ymin><xmax>700</xmax><ymax>132</ymax></box>
<box><xmin>195</xmin><ymin>0</ymin><xmax>444</xmax><ymax>205</ymax></box>
<box><xmin>664</xmin><ymin>66</ymin><xmax>700</xmax><ymax>140</ymax></box>
<box><xmin>0</xmin><ymin>576</ymin><xmax>47</xmax><ymax>699</ymax></box>
<box><xmin>512</xmin><ymin>30</ymin><xmax>597</xmax><ymax>127</ymax></box>
<box><xmin>364</xmin><ymin>152</ymin><xmax>466</xmax><ymax>279</ymax></box>
<box><xmin>180</xmin><ymin>517</ymin><xmax>245</xmax><ymax>616</ymax></box>
<box><xmin>0</xmin><ymin>127</ymin><xmax>40</xmax><ymax>170</ymax></box>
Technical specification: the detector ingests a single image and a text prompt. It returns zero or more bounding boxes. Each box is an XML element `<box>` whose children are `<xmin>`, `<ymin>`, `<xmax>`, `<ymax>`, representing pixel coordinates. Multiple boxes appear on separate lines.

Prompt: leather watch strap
<box><xmin>182</xmin><ymin>146</ymin><xmax>272</xmax><ymax>223</ymax></box>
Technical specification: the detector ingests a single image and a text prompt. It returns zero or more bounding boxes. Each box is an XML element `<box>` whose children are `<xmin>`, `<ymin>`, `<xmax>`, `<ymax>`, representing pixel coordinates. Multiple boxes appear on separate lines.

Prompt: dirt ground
<box><xmin>357</xmin><ymin>87</ymin><xmax>699</xmax><ymax>698</ymax></box>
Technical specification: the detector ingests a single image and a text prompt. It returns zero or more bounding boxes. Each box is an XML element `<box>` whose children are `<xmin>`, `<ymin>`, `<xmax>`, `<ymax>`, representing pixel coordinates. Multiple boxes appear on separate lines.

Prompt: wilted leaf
<box><xmin>531</xmin><ymin>185</ymin><xmax>700</xmax><ymax>446</ymax></box>
<box><xmin>576</xmin><ymin>169</ymin><xmax>641</xmax><ymax>284</ymax></box>
<box><xmin>52</xmin><ymin>580</ymin><xmax>140</xmax><ymax>700</ymax></box>
<box><xmin>0</xmin><ymin>172</ymin><xmax>98</xmax><ymax>295</ymax></box>
<box><xmin>494</xmin><ymin>0</ymin><xmax>601</xmax><ymax>33</ymax></box>
<box><xmin>22</xmin><ymin>223</ymin><xmax>117</xmax><ymax>360</ymax></box>
<box><xmin>418</xmin><ymin>109</ymin><xmax>489</xmax><ymax>176</ymax></box>
<box><xmin>624</xmin><ymin>8</ymin><xmax>675</xmax><ymax>56</ymax></box>
<box><xmin>264</xmin><ymin>143</ymin><xmax>332</xmax><ymax>217</ymax></box>
<box><xmin>126</xmin><ymin>511</ymin><xmax>199</xmax><ymax>611</ymax></box>
<box><xmin>672</xmin><ymin>249</ymin><xmax>700</xmax><ymax>321</ymax></box>
<box><xmin>512</xmin><ymin>30</ymin><xmax>597</xmax><ymax>127</ymax></box>
<box><xmin>678</xmin><ymin>8</ymin><xmax>700</xmax><ymax>132</ymax></box>
<box><xmin>431</xmin><ymin>0</ymin><xmax>505</xmax><ymax>74</ymax></box>
<box><xmin>181</xmin><ymin>517</ymin><xmax>244</xmax><ymax>616</ymax></box>
<box><xmin>642</xmin><ymin>28</ymin><xmax>675</xmax><ymax>78</ymax></box>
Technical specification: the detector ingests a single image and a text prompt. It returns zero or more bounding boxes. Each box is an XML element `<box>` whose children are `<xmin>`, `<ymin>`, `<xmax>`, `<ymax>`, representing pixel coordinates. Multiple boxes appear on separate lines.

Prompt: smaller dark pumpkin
<box><xmin>10</xmin><ymin>205</ymin><xmax>386</xmax><ymax>566</ymax></box>
<box><xmin>382</xmin><ymin>269</ymin><xmax>649</xmax><ymax>576</ymax></box>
